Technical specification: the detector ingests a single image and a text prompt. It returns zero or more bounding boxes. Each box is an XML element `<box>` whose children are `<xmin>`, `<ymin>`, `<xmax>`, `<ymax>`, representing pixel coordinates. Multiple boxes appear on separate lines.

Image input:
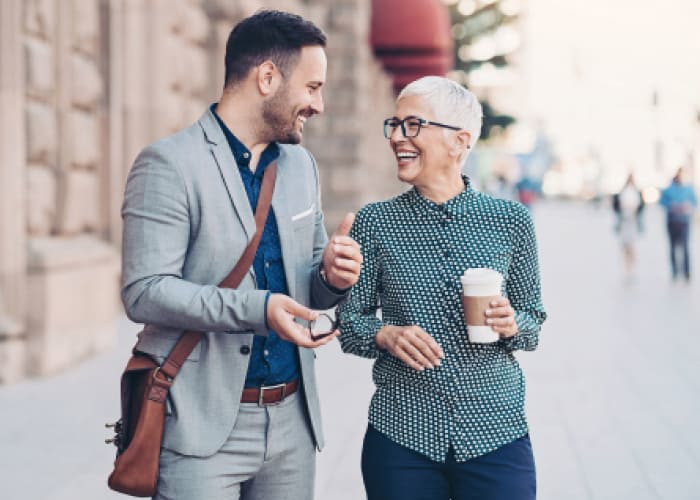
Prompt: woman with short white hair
<box><xmin>338</xmin><ymin>76</ymin><xmax>546</xmax><ymax>500</ymax></box>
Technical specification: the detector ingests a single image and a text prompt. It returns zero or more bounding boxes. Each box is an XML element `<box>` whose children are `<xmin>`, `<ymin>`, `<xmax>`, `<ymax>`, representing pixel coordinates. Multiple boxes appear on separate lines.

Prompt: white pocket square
<box><xmin>291</xmin><ymin>204</ymin><xmax>315</xmax><ymax>222</ymax></box>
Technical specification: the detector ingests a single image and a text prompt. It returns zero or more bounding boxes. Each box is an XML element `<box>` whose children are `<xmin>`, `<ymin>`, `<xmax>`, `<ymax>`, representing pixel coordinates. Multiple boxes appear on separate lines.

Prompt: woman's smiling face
<box><xmin>387</xmin><ymin>95</ymin><xmax>454</xmax><ymax>187</ymax></box>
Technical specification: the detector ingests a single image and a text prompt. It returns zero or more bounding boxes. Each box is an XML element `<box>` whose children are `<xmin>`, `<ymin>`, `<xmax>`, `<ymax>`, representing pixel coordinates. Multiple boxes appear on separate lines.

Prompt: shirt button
<box><xmin>263</xmin><ymin>350</ymin><xmax>269</xmax><ymax>357</ymax></box>
<box><xmin>243</xmin><ymin>152</ymin><xmax>250</xmax><ymax>159</ymax></box>
<box><xmin>264</xmin><ymin>262</ymin><xmax>270</xmax><ymax>269</ymax></box>
<box><xmin>240</xmin><ymin>346</ymin><xmax>250</xmax><ymax>355</ymax></box>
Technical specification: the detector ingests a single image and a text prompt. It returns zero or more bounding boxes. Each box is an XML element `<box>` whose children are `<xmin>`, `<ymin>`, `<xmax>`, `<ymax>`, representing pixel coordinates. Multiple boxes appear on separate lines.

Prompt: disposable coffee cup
<box><xmin>460</xmin><ymin>268</ymin><xmax>503</xmax><ymax>343</ymax></box>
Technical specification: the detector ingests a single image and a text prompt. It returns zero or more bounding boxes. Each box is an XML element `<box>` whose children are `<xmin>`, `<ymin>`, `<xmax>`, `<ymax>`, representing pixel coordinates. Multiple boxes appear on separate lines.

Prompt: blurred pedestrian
<box><xmin>611</xmin><ymin>173</ymin><xmax>644</xmax><ymax>278</ymax></box>
<box><xmin>659</xmin><ymin>168</ymin><xmax>697</xmax><ymax>282</ymax></box>
<box><xmin>489</xmin><ymin>173</ymin><xmax>515</xmax><ymax>200</ymax></box>
<box><xmin>515</xmin><ymin>176</ymin><xmax>540</xmax><ymax>209</ymax></box>
<box><xmin>338</xmin><ymin>76</ymin><xmax>546</xmax><ymax>500</ymax></box>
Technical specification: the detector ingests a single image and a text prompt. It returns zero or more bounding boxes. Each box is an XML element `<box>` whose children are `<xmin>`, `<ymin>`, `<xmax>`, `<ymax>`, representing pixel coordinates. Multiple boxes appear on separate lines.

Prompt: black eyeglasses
<box><xmin>303</xmin><ymin>300</ymin><xmax>378</xmax><ymax>341</ymax></box>
<box><xmin>383</xmin><ymin>116</ymin><xmax>462</xmax><ymax>139</ymax></box>
<box><xmin>304</xmin><ymin>309</ymin><xmax>341</xmax><ymax>341</ymax></box>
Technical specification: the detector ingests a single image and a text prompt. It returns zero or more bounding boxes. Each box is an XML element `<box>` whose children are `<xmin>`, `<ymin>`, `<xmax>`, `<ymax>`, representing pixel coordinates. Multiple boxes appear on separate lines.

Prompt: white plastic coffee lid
<box><xmin>459</xmin><ymin>268</ymin><xmax>502</xmax><ymax>285</ymax></box>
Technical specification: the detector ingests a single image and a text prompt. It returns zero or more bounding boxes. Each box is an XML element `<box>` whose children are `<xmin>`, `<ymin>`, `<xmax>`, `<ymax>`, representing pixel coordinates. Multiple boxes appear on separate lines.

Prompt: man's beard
<box><xmin>262</xmin><ymin>84</ymin><xmax>302</xmax><ymax>144</ymax></box>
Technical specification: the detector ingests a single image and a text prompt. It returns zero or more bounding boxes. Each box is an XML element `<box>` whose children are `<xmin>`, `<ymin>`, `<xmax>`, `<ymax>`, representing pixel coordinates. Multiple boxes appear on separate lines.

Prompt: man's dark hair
<box><xmin>224</xmin><ymin>10</ymin><xmax>326</xmax><ymax>87</ymax></box>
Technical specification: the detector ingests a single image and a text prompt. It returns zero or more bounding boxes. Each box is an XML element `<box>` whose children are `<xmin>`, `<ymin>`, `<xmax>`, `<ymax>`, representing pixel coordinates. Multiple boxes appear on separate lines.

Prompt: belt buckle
<box><xmin>258</xmin><ymin>383</ymin><xmax>287</xmax><ymax>406</ymax></box>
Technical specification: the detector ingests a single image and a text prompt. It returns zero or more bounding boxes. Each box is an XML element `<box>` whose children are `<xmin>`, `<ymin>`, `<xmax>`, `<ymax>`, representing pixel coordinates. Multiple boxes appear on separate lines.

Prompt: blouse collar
<box><xmin>407</xmin><ymin>175</ymin><xmax>474</xmax><ymax>218</ymax></box>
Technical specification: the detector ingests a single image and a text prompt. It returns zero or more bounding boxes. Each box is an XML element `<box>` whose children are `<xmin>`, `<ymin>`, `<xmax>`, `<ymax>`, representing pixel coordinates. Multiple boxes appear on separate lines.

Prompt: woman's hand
<box><xmin>484</xmin><ymin>297</ymin><xmax>518</xmax><ymax>338</ymax></box>
<box><xmin>375</xmin><ymin>325</ymin><xmax>444</xmax><ymax>371</ymax></box>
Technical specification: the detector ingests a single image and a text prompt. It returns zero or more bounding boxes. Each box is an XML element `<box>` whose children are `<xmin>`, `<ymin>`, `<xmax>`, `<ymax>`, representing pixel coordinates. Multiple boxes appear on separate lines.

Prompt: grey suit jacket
<box><xmin>121</xmin><ymin>108</ymin><xmax>345</xmax><ymax>457</ymax></box>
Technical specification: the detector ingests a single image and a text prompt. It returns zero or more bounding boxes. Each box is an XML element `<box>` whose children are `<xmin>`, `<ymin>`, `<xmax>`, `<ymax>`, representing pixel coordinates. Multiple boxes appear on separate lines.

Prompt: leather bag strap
<box><xmin>219</xmin><ymin>161</ymin><xmax>277</xmax><ymax>289</ymax></box>
<box><xmin>157</xmin><ymin>161</ymin><xmax>278</xmax><ymax>381</ymax></box>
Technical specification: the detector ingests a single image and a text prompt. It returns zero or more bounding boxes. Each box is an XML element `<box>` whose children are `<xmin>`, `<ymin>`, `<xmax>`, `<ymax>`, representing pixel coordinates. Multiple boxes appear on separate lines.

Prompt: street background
<box><xmin>2</xmin><ymin>200</ymin><xmax>698</xmax><ymax>500</ymax></box>
<box><xmin>2</xmin><ymin>1</ymin><xmax>700</xmax><ymax>499</ymax></box>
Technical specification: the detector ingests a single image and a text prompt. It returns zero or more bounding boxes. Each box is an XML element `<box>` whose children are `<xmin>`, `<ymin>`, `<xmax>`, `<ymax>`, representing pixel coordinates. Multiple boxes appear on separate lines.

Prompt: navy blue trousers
<box><xmin>667</xmin><ymin>219</ymin><xmax>691</xmax><ymax>280</ymax></box>
<box><xmin>361</xmin><ymin>426</ymin><xmax>536</xmax><ymax>500</ymax></box>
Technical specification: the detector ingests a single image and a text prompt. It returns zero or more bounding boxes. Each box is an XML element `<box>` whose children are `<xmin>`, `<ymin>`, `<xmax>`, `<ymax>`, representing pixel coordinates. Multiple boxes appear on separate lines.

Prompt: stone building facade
<box><xmin>0</xmin><ymin>0</ymin><xmax>401</xmax><ymax>383</ymax></box>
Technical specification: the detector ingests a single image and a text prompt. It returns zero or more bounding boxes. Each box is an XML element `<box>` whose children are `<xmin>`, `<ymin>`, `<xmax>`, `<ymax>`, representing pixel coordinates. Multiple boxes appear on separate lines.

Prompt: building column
<box><xmin>104</xmin><ymin>0</ymin><xmax>126</xmax><ymax>246</ymax></box>
<box><xmin>24</xmin><ymin>0</ymin><xmax>120</xmax><ymax>376</ymax></box>
<box><xmin>0</xmin><ymin>0</ymin><xmax>28</xmax><ymax>383</ymax></box>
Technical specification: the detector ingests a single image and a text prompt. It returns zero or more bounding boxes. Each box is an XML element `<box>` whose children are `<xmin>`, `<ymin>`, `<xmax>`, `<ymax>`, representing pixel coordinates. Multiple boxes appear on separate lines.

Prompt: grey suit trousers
<box><xmin>155</xmin><ymin>392</ymin><xmax>315</xmax><ymax>500</ymax></box>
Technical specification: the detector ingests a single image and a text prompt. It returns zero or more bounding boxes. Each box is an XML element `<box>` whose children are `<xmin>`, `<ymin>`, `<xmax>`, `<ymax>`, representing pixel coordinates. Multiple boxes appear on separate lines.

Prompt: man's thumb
<box><xmin>285</xmin><ymin>298</ymin><xmax>318</xmax><ymax>322</ymax></box>
<box><xmin>333</xmin><ymin>212</ymin><xmax>355</xmax><ymax>237</ymax></box>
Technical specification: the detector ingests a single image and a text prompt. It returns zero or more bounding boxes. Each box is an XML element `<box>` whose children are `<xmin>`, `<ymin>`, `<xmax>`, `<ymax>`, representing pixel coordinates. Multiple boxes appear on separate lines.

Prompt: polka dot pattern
<box><xmin>338</xmin><ymin>176</ymin><xmax>547</xmax><ymax>463</ymax></box>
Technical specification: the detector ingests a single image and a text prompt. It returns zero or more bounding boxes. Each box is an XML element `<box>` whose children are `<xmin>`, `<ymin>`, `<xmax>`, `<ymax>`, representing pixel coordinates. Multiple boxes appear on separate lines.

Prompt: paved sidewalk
<box><xmin>522</xmin><ymin>201</ymin><xmax>700</xmax><ymax>500</ymax></box>
<box><xmin>1</xmin><ymin>200</ymin><xmax>698</xmax><ymax>499</ymax></box>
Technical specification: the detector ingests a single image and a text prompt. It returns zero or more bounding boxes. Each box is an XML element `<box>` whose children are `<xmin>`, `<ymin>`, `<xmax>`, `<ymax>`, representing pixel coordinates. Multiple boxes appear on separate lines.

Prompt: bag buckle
<box><xmin>104</xmin><ymin>419</ymin><xmax>123</xmax><ymax>447</ymax></box>
<box><xmin>152</xmin><ymin>366</ymin><xmax>173</xmax><ymax>383</ymax></box>
<box><xmin>258</xmin><ymin>383</ymin><xmax>287</xmax><ymax>406</ymax></box>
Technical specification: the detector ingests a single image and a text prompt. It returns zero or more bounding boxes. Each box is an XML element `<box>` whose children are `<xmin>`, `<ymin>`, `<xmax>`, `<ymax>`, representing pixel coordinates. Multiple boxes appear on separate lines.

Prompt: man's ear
<box><xmin>256</xmin><ymin>60</ymin><xmax>280</xmax><ymax>96</ymax></box>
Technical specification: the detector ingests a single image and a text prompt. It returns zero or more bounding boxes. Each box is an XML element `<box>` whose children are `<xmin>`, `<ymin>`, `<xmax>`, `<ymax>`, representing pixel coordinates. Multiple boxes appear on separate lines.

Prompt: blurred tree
<box><xmin>480</xmin><ymin>101</ymin><xmax>515</xmax><ymax>138</ymax></box>
<box><xmin>444</xmin><ymin>0</ymin><xmax>518</xmax><ymax>140</ymax></box>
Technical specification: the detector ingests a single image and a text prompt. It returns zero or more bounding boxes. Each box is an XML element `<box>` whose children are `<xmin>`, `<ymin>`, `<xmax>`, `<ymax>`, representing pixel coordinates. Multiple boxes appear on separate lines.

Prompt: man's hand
<box><xmin>375</xmin><ymin>325</ymin><xmax>444</xmax><ymax>371</ymax></box>
<box><xmin>266</xmin><ymin>294</ymin><xmax>338</xmax><ymax>348</ymax></box>
<box><xmin>484</xmin><ymin>297</ymin><xmax>518</xmax><ymax>338</ymax></box>
<box><xmin>321</xmin><ymin>212</ymin><xmax>363</xmax><ymax>290</ymax></box>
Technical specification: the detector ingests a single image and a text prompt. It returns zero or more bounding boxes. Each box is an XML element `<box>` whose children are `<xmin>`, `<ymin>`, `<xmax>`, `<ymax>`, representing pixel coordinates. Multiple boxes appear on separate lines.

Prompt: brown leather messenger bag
<box><xmin>106</xmin><ymin>162</ymin><xmax>277</xmax><ymax>497</ymax></box>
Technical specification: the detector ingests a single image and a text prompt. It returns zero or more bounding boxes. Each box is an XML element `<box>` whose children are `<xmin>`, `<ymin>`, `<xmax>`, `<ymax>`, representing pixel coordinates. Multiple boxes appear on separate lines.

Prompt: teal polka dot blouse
<box><xmin>338</xmin><ymin>176</ymin><xmax>547</xmax><ymax>463</ymax></box>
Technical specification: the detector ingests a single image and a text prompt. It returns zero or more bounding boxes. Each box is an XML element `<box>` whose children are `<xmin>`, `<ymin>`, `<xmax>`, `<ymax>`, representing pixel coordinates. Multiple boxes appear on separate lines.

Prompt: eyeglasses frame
<box><xmin>305</xmin><ymin>300</ymin><xmax>379</xmax><ymax>341</ymax></box>
<box><xmin>383</xmin><ymin>116</ymin><xmax>463</xmax><ymax>139</ymax></box>
<box><xmin>307</xmin><ymin>311</ymin><xmax>341</xmax><ymax>341</ymax></box>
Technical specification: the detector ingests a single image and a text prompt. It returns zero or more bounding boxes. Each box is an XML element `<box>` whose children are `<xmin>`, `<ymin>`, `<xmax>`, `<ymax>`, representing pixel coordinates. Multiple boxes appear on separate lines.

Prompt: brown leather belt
<box><xmin>240</xmin><ymin>380</ymin><xmax>299</xmax><ymax>406</ymax></box>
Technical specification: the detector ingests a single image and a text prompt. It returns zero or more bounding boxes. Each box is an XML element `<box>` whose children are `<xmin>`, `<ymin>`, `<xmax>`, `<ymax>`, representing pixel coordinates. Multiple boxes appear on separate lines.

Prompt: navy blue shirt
<box><xmin>213</xmin><ymin>105</ymin><xmax>300</xmax><ymax>387</ymax></box>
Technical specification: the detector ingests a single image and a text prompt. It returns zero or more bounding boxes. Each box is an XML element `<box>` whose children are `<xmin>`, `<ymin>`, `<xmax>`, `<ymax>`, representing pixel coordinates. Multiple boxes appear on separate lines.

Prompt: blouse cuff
<box><xmin>338</xmin><ymin>316</ymin><xmax>383</xmax><ymax>359</ymax></box>
<box><xmin>501</xmin><ymin>311</ymin><xmax>540</xmax><ymax>352</ymax></box>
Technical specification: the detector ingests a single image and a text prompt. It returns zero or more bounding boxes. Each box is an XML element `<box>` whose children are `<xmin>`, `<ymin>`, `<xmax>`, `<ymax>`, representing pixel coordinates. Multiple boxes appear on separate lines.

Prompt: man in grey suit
<box><xmin>120</xmin><ymin>10</ymin><xmax>362</xmax><ymax>500</ymax></box>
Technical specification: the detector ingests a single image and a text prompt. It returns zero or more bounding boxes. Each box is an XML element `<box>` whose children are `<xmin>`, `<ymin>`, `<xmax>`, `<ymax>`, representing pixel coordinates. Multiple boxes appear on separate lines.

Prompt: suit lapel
<box><xmin>199</xmin><ymin>109</ymin><xmax>298</xmax><ymax>297</ymax></box>
<box><xmin>271</xmin><ymin>154</ymin><xmax>297</xmax><ymax>298</ymax></box>
<box><xmin>198</xmin><ymin>110</ymin><xmax>256</xmax><ymax>244</ymax></box>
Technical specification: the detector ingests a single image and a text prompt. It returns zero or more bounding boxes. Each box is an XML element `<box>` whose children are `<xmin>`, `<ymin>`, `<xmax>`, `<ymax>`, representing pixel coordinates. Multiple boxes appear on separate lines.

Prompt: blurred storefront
<box><xmin>514</xmin><ymin>0</ymin><xmax>700</xmax><ymax>200</ymax></box>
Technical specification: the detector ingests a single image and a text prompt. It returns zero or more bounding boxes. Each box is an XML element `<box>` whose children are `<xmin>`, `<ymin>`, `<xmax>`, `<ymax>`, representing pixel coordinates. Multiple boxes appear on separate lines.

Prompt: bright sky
<box><xmin>520</xmin><ymin>0</ymin><xmax>700</xmax><ymax>189</ymax></box>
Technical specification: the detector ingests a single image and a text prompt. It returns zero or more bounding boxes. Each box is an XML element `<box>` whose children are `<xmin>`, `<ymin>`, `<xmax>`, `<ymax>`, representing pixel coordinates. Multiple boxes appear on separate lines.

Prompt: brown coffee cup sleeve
<box><xmin>462</xmin><ymin>295</ymin><xmax>500</xmax><ymax>326</ymax></box>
